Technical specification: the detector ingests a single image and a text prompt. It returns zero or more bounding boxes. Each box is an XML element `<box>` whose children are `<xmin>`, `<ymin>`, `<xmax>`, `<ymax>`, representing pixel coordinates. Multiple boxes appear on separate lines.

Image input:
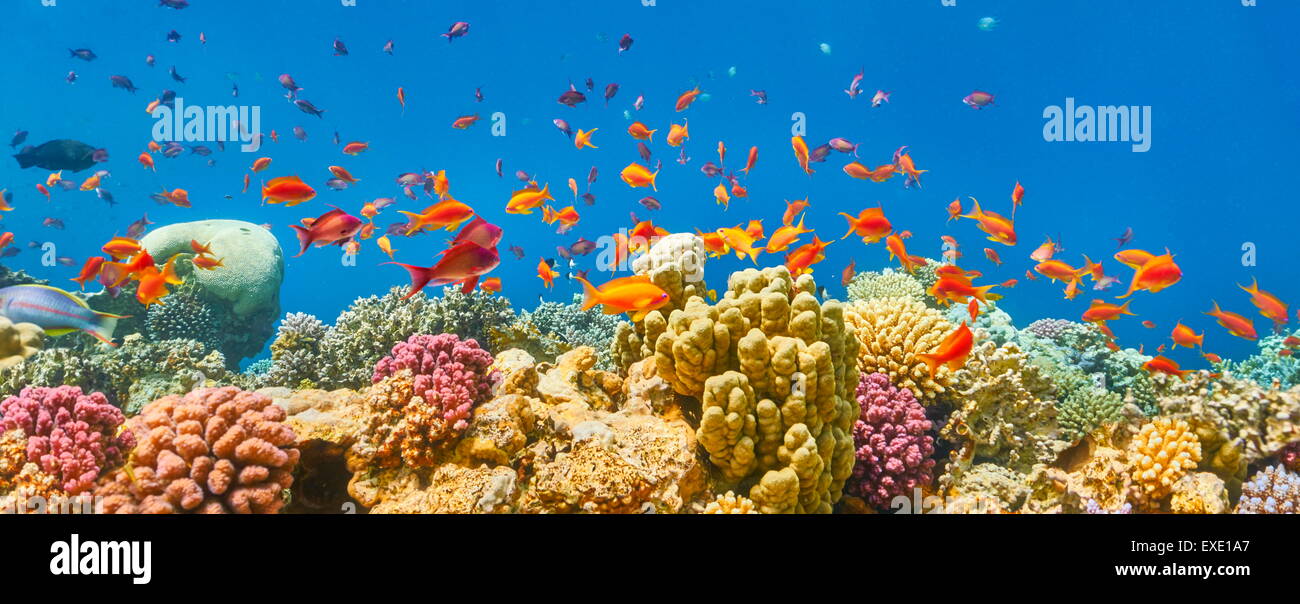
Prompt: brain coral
<box><xmin>940</xmin><ymin>340</ymin><xmax>1067</xmax><ymax>472</ymax></box>
<box><xmin>1129</xmin><ymin>417</ymin><xmax>1202</xmax><ymax>506</ymax></box>
<box><xmin>140</xmin><ymin>219</ymin><xmax>284</xmax><ymax>317</ymax></box>
<box><xmin>0</xmin><ymin>316</ymin><xmax>43</xmax><ymax>370</ymax></box>
<box><xmin>1234</xmin><ymin>465</ymin><xmax>1299</xmax><ymax>514</ymax></box>
<box><xmin>95</xmin><ymin>386</ymin><xmax>299</xmax><ymax>513</ymax></box>
<box><xmin>653</xmin><ymin>266</ymin><xmax>858</xmax><ymax>513</ymax></box>
<box><xmin>355</xmin><ymin>334</ymin><xmax>497</xmax><ymax>468</ymax></box>
<box><xmin>844</xmin><ymin>296</ymin><xmax>953</xmax><ymax>404</ymax></box>
<box><xmin>848</xmin><ymin>373</ymin><xmax>935</xmax><ymax>509</ymax></box>
<box><xmin>0</xmin><ymin>386</ymin><xmax>132</xmax><ymax>495</ymax></box>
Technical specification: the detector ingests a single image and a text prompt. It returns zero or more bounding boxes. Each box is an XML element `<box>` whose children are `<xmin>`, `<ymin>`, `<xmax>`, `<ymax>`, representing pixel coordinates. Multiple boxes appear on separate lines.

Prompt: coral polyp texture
<box><xmin>94</xmin><ymin>387</ymin><xmax>299</xmax><ymax>513</ymax></box>
<box><xmin>1128</xmin><ymin>417</ymin><xmax>1202</xmax><ymax>507</ymax></box>
<box><xmin>1234</xmin><ymin>465</ymin><xmax>1300</xmax><ymax>514</ymax></box>
<box><xmin>847</xmin><ymin>372</ymin><xmax>935</xmax><ymax>509</ymax></box>
<box><xmin>0</xmin><ymin>385</ymin><xmax>132</xmax><ymax>495</ymax></box>
<box><xmin>844</xmin><ymin>296</ymin><xmax>953</xmax><ymax>404</ymax></box>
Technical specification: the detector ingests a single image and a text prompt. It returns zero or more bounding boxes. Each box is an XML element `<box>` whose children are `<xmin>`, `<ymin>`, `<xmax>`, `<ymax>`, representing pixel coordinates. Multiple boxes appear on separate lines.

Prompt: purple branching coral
<box><xmin>1023</xmin><ymin>318</ymin><xmax>1076</xmax><ymax>341</ymax></box>
<box><xmin>847</xmin><ymin>372</ymin><xmax>936</xmax><ymax>508</ymax></box>
<box><xmin>372</xmin><ymin>333</ymin><xmax>497</xmax><ymax>439</ymax></box>
<box><xmin>0</xmin><ymin>386</ymin><xmax>134</xmax><ymax>495</ymax></box>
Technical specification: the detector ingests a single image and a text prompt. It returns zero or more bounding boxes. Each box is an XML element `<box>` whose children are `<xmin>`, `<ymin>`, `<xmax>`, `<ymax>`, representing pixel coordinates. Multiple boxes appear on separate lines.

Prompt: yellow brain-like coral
<box><xmin>1129</xmin><ymin>417</ymin><xmax>1202</xmax><ymax>504</ymax></box>
<box><xmin>652</xmin><ymin>266</ymin><xmax>859</xmax><ymax>513</ymax></box>
<box><xmin>844</xmin><ymin>296</ymin><xmax>952</xmax><ymax>403</ymax></box>
<box><xmin>0</xmin><ymin>316</ymin><xmax>43</xmax><ymax>371</ymax></box>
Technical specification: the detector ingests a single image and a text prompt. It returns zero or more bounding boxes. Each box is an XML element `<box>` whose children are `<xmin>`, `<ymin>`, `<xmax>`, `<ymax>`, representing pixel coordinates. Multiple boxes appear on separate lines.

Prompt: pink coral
<box><xmin>847</xmin><ymin>373</ymin><xmax>936</xmax><ymax>509</ymax></box>
<box><xmin>0</xmin><ymin>386</ymin><xmax>133</xmax><ymax>495</ymax></box>
<box><xmin>1280</xmin><ymin>442</ymin><xmax>1300</xmax><ymax>472</ymax></box>
<box><xmin>93</xmin><ymin>387</ymin><xmax>298</xmax><ymax>514</ymax></box>
<box><xmin>372</xmin><ymin>333</ymin><xmax>496</xmax><ymax>436</ymax></box>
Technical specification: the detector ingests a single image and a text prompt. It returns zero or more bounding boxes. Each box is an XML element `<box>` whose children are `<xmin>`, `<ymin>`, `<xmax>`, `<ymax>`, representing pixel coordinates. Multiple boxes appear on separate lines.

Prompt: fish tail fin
<box><xmin>288</xmin><ymin>224</ymin><xmax>313</xmax><ymax>257</ymax></box>
<box><xmin>459</xmin><ymin>275</ymin><xmax>479</xmax><ymax>294</ymax></box>
<box><xmin>973</xmin><ymin>284</ymin><xmax>997</xmax><ymax>303</ymax></box>
<box><xmin>651</xmin><ymin>170</ymin><xmax>658</xmax><ymax>192</ymax></box>
<box><xmin>88</xmin><ymin>314</ymin><xmax>120</xmax><ymax>347</ymax></box>
<box><xmin>384</xmin><ymin>263</ymin><xmax>434</xmax><ymax>300</ymax></box>
<box><xmin>915</xmin><ymin>352</ymin><xmax>943</xmax><ymax>379</ymax></box>
<box><xmin>1205</xmin><ymin>300</ymin><xmax>1222</xmax><ymax>316</ymax></box>
<box><xmin>1120</xmin><ymin>299</ymin><xmax>1136</xmax><ymax>315</ymax></box>
<box><xmin>576</xmin><ymin>275</ymin><xmax>602</xmax><ymax>311</ymax></box>
<box><xmin>1240</xmin><ymin>278</ymin><xmax>1259</xmax><ymax>295</ymax></box>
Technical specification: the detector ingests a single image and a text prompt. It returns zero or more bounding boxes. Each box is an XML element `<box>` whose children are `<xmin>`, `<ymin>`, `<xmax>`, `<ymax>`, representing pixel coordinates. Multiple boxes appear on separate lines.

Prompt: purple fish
<box><xmin>325</xmin><ymin>178</ymin><xmax>348</xmax><ymax>190</ymax></box>
<box><xmin>92</xmin><ymin>148</ymin><xmax>109</xmax><ymax>162</ymax></box>
<box><xmin>700</xmin><ymin>162</ymin><xmax>724</xmax><ymax>177</ymax></box>
<box><xmin>637</xmin><ymin>142</ymin><xmax>652</xmax><ymax>162</ymax></box>
<box><xmin>475</xmin><ymin>87</ymin><xmax>484</xmax><ymax>102</ymax></box>
<box><xmin>495</xmin><ymin>158</ymin><xmax>503</xmax><ymax>178</ymax></box>
<box><xmin>126</xmin><ymin>214</ymin><xmax>154</xmax><ymax>238</ymax></box>
<box><xmin>332</xmin><ymin>37</ymin><xmax>349</xmax><ymax>56</ymax></box>
<box><xmin>828</xmin><ymin>138</ymin><xmax>859</xmax><ymax>156</ymax></box>
<box><xmin>580</xmin><ymin>192</ymin><xmax>596</xmax><ymax>206</ymax></box>
<box><xmin>145</xmin><ymin>54</ymin><xmax>156</xmax><ymax>67</ymax></box>
<box><xmin>0</xmin><ymin>284</ymin><xmax>121</xmax><ymax>343</ymax></box>
<box><xmin>66</xmin><ymin>71</ymin><xmax>77</xmax><ymax>84</ymax></box>
<box><xmin>279</xmin><ymin>74</ymin><xmax>302</xmax><ymax>97</ymax></box>
<box><xmin>160</xmin><ymin>89</ymin><xmax>177</xmax><ymax>106</ymax></box>
<box><xmin>618</xmin><ymin>34</ymin><xmax>633</xmax><ymax>54</ymax></box>
<box><xmin>638</xmin><ymin>196</ymin><xmax>661</xmax><ymax>211</ymax></box>
<box><xmin>0</xmin><ymin>248</ymin><xmax>19</xmax><ymax>258</ymax></box>
<box><xmin>633</xmin><ymin>95</ymin><xmax>644</xmax><ymax>111</ymax></box>
<box><xmin>294</xmin><ymin>99</ymin><xmax>326</xmax><ymax>117</ymax></box>
<box><xmin>553</xmin><ymin>119</ymin><xmax>573</xmax><ymax>138</ymax></box>
<box><xmin>42</xmin><ymin>217</ymin><xmax>65</xmax><ymax>229</ymax></box>
<box><xmin>166</xmin><ymin>30</ymin><xmax>181</xmax><ymax>43</ymax></box>
<box><xmin>161</xmin><ymin>142</ymin><xmax>184</xmax><ymax>158</ymax></box>
<box><xmin>844</xmin><ymin>68</ymin><xmax>863</xmax><ymax>99</ymax></box>
<box><xmin>604</xmin><ymin>83</ymin><xmax>619</xmax><ymax>106</ymax></box>
<box><xmin>587</xmin><ymin>166</ymin><xmax>598</xmax><ymax>186</ymax></box>
<box><xmin>556</xmin><ymin>245</ymin><xmax>572</xmax><ymax>260</ymax></box>
<box><xmin>749</xmin><ymin>89</ymin><xmax>767</xmax><ymax>104</ymax></box>
<box><xmin>383</xmin><ymin>39</ymin><xmax>394</xmax><ymax>55</ymax></box>
<box><xmin>442</xmin><ymin>22</ymin><xmax>470</xmax><ymax>42</ymax></box>
<box><xmin>515</xmin><ymin>170</ymin><xmax>531</xmax><ymax>183</ymax></box>
<box><xmin>293</xmin><ymin>126</ymin><xmax>308</xmax><ymax>141</ymax></box>
<box><xmin>508</xmin><ymin>245</ymin><xmax>525</xmax><ymax>259</ymax></box>
<box><xmin>1093</xmin><ymin>276</ymin><xmax>1120</xmax><ymax>291</ymax></box>
<box><xmin>585</xmin><ymin>77</ymin><xmax>594</xmax><ymax>92</ymax></box>
<box><xmin>159</xmin><ymin>0</ymin><xmax>189</xmax><ymax>8</ymax></box>
<box><xmin>9</xmin><ymin>130</ymin><xmax>27</xmax><ymax>148</ymax></box>
<box><xmin>68</xmin><ymin>48</ymin><xmax>97</xmax><ymax>61</ymax></box>
<box><xmin>1114</xmin><ymin>227</ymin><xmax>1134</xmax><ymax>248</ymax></box>
<box><xmin>558</xmin><ymin>85</ymin><xmax>586</xmax><ymax>108</ymax></box>
<box><xmin>677</xmin><ymin>148</ymin><xmax>690</xmax><ymax>165</ymax></box>
<box><xmin>189</xmin><ymin>145</ymin><xmax>212</xmax><ymax>156</ymax></box>
<box><xmin>109</xmin><ymin>75</ymin><xmax>137</xmax><ymax>93</ymax></box>
<box><xmin>169</xmin><ymin>65</ymin><xmax>186</xmax><ymax>83</ymax></box>
<box><xmin>808</xmin><ymin>143</ymin><xmax>832</xmax><ymax>163</ymax></box>
<box><xmin>963</xmin><ymin>90</ymin><xmax>995</xmax><ymax>109</ymax></box>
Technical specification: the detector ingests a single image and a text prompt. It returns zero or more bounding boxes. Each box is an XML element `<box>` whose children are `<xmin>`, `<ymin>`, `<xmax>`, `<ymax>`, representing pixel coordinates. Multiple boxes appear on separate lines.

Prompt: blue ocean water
<box><xmin>1</xmin><ymin>0</ymin><xmax>1296</xmax><ymax>367</ymax></box>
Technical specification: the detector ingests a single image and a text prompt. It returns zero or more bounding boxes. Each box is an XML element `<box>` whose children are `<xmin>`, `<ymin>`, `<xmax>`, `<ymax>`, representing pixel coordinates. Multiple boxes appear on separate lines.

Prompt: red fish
<box><xmin>386</xmin><ymin>241</ymin><xmax>500</xmax><ymax>299</ymax></box>
<box><xmin>916</xmin><ymin>322</ymin><xmax>975</xmax><ymax>378</ymax></box>
<box><xmin>288</xmin><ymin>208</ymin><xmax>363</xmax><ymax>257</ymax></box>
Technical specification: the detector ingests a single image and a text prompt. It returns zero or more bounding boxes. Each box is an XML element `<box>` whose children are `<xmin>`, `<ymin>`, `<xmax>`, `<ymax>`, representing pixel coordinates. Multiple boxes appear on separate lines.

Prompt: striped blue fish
<box><xmin>0</xmin><ymin>284</ymin><xmax>125</xmax><ymax>345</ymax></box>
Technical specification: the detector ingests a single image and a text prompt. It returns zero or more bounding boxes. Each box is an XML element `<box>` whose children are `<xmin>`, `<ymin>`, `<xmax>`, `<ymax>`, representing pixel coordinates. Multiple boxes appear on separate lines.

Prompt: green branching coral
<box><xmin>316</xmin><ymin>286</ymin><xmax>516</xmax><ymax>389</ymax></box>
<box><xmin>1018</xmin><ymin>319</ymin><xmax>1157</xmax><ymax>415</ymax></box>
<box><xmin>510</xmin><ymin>295</ymin><xmax>622</xmax><ymax>370</ymax></box>
<box><xmin>1058</xmin><ymin>386</ymin><xmax>1124</xmax><ymax>440</ymax></box>
<box><xmin>1216</xmin><ymin>330</ymin><xmax>1300</xmax><ymax>390</ymax></box>
<box><xmin>846</xmin><ymin>269</ymin><xmax>924</xmax><ymax>304</ymax></box>
<box><xmin>0</xmin><ymin>335</ymin><xmax>245</xmax><ymax>414</ymax></box>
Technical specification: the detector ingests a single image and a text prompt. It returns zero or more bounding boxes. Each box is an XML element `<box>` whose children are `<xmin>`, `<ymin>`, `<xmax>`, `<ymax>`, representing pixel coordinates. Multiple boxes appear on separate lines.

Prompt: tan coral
<box><xmin>940</xmin><ymin>341</ymin><xmax>1067</xmax><ymax>472</ymax></box>
<box><xmin>1129</xmin><ymin>417</ymin><xmax>1202</xmax><ymax>506</ymax></box>
<box><xmin>1169</xmin><ymin>472</ymin><xmax>1229</xmax><ymax>514</ymax></box>
<box><xmin>652</xmin><ymin>266</ymin><xmax>858</xmax><ymax>513</ymax></box>
<box><xmin>535</xmin><ymin>347</ymin><xmax>622</xmax><ymax>410</ymax></box>
<box><xmin>702</xmin><ymin>490</ymin><xmax>759</xmax><ymax>514</ymax></box>
<box><xmin>844</xmin><ymin>296</ymin><xmax>952</xmax><ymax>403</ymax></box>
<box><xmin>612</xmin><ymin>233</ymin><xmax>710</xmax><ymax>369</ymax></box>
<box><xmin>0</xmin><ymin>316</ymin><xmax>43</xmax><ymax>370</ymax></box>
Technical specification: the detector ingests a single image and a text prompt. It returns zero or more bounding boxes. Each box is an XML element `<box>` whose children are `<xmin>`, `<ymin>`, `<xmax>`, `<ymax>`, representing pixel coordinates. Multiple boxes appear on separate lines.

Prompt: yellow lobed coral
<box><xmin>940</xmin><ymin>341</ymin><xmax>1067</xmax><ymax>472</ymax></box>
<box><xmin>703</xmin><ymin>490</ymin><xmax>759</xmax><ymax>514</ymax></box>
<box><xmin>653</xmin><ymin>267</ymin><xmax>858</xmax><ymax>513</ymax></box>
<box><xmin>612</xmin><ymin>233</ymin><xmax>710</xmax><ymax>369</ymax></box>
<box><xmin>844</xmin><ymin>296</ymin><xmax>952</xmax><ymax>403</ymax></box>
<box><xmin>0</xmin><ymin>316</ymin><xmax>43</xmax><ymax>371</ymax></box>
<box><xmin>1129</xmin><ymin>417</ymin><xmax>1202</xmax><ymax>504</ymax></box>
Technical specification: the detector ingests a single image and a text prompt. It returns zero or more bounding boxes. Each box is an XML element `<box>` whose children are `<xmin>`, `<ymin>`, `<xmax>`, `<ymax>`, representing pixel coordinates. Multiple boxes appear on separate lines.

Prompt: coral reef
<box><xmin>144</xmin><ymin>290</ymin><xmax>220</xmax><ymax>350</ymax></box>
<box><xmin>0</xmin><ymin>316</ymin><xmax>43</xmax><ymax>370</ymax></box>
<box><xmin>0</xmin><ymin>386</ymin><xmax>133</xmax><ymax>495</ymax></box>
<box><xmin>95</xmin><ymin>386</ymin><xmax>299</xmax><ymax>513</ymax></box>
<box><xmin>702</xmin><ymin>491</ymin><xmax>759</xmax><ymax>514</ymax></box>
<box><xmin>0</xmin><ymin>263</ymin><xmax>48</xmax><ymax>288</ymax></box>
<box><xmin>611</xmin><ymin>233</ymin><xmax>710</xmax><ymax>370</ymax></box>
<box><xmin>1018</xmin><ymin>319</ymin><xmax>1156</xmax><ymax>415</ymax></box>
<box><xmin>847</xmin><ymin>373</ymin><xmax>935</xmax><ymax>509</ymax></box>
<box><xmin>256</xmin><ymin>312</ymin><xmax>328</xmax><ymax>389</ymax></box>
<box><xmin>509</xmin><ymin>295</ymin><xmax>622</xmax><ymax>370</ymax></box>
<box><xmin>846</xmin><ymin>269</ymin><xmax>925</xmax><ymax>304</ymax></box>
<box><xmin>1234</xmin><ymin>465</ymin><xmax>1299</xmax><ymax>514</ymax></box>
<box><xmin>140</xmin><ymin>219</ymin><xmax>284</xmax><ymax>317</ymax></box>
<box><xmin>845</xmin><ymin>296</ymin><xmax>952</xmax><ymax>403</ymax></box>
<box><xmin>652</xmin><ymin>266</ymin><xmax>858</xmax><ymax>513</ymax></box>
<box><xmin>1128</xmin><ymin>417</ymin><xmax>1202</xmax><ymax>507</ymax></box>
<box><xmin>1217</xmin><ymin>330</ymin><xmax>1300</xmax><ymax>389</ymax></box>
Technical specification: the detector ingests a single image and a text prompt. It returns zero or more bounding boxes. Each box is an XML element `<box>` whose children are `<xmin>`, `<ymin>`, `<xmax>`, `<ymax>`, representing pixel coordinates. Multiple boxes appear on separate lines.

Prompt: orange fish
<box><xmin>192</xmin><ymin>255</ymin><xmax>224</xmax><ymax>270</ymax></box>
<box><xmin>36</xmin><ymin>183</ymin><xmax>50</xmax><ymax>201</ymax></box>
<box><xmin>697</xmin><ymin>229</ymin><xmax>730</xmax><ymax>258</ymax></box>
<box><xmin>537</xmin><ymin>258</ymin><xmax>559</xmax><ymax>288</ymax></box>
<box><xmin>968</xmin><ymin>299</ymin><xmax>981</xmax><ymax>322</ymax></box>
<box><xmin>675</xmin><ymin>86</ymin><xmax>702</xmax><ymax>111</ymax></box>
<box><xmin>1024</xmin><ymin>270</ymin><xmax>1038</xmax><ymax>281</ymax></box>
<box><xmin>1142</xmin><ymin>355</ymin><xmax>1192</xmax><ymax>380</ymax></box>
<box><xmin>783</xmin><ymin>198</ymin><xmax>809</xmax><ymax>226</ymax></box>
<box><xmin>999</xmin><ymin>279</ymin><xmax>1018</xmax><ymax>288</ymax></box>
<box><xmin>79</xmin><ymin>173</ymin><xmax>101</xmax><ymax>191</ymax></box>
<box><xmin>577</xmin><ymin>274</ymin><xmax>670</xmax><ymax>321</ymax></box>
<box><xmin>784</xmin><ymin>235</ymin><xmax>832</xmax><ymax>276</ymax></box>
<box><xmin>251</xmin><ymin>157</ymin><xmax>272</xmax><ymax>172</ymax></box>
<box><xmin>542</xmin><ymin>205</ymin><xmax>581</xmax><ymax>228</ymax></box>
<box><xmin>791</xmin><ymin>136</ymin><xmax>814</xmax><ymax>175</ymax></box>
<box><xmin>619</xmin><ymin>162</ymin><xmax>658</xmax><ymax>190</ymax></box>
<box><xmin>841</xmin><ymin>259</ymin><xmax>856</xmax><ymax>287</ymax></box>
<box><xmin>147</xmin><ymin>141</ymin><xmax>161</xmax><ymax>153</ymax></box>
<box><xmin>929</xmin><ymin>277</ymin><xmax>997</xmax><ymax>307</ymax></box>
<box><xmin>959</xmin><ymin>197</ymin><xmax>1016</xmax><ymax>245</ymax></box>
<box><xmin>138</xmin><ymin>152</ymin><xmax>155</xmax><ymax>171</ymax></box>
<box><xmin>741</xmin><ymin>146</ymin><xmax>758</xmax><ymax>175</ymax></box>
<box><xmin>946</xmin><ymin>198</ymin><xmax>962</xmax><ymax>222</ymax></box>
<box><xmin>1034</xmin><ymin>259</ymin><xmax>1088</xmax><ymax>284</ymax></box>
<box><xmin>838</xmin><ymin>207</ymin><xmax>892</xmax><ymax>243</ymax></box>
<box><xmin>885</xmin><ymin>234</ymin><xmax>925</xmax><ymax>273</ymax></box>
<box><xmin>916</xmin><ymin>322</ymin><xmax>975</xmax><ymax>378</ymax></box>
<box><xmin>1202</xmin><ymin>352</ymin><xmax>1223</xmax><ymax>364</ymax></box>
<box><xmin>716</xmin><ymin>226</ymin><xmax>765</xmax><ymax>263</ymax></box>
<box><xmin>70</xmin><ymin>256</ymin><xmax>106</xmax><ymax>290</ymax></box>
<box><xmin>1170</xmin><ymin>322</ymin><xmax>1204</xmax><ymax>349</ymax></box>
<box><xmin>1284</xmin><ymin>336</ymin><xmax>1300</xmax><ymax>347</ymax></box>
<box><xmin>397</xmin><ymin>87</ymin><xmax>406</xmax><ymax>114</ymax></box>
<box><xmin>765</xmin><ymin>215</ymin><xmax>811</xmax><ymax>253</ymax></box>
<box><xmin>505</xmin><ymin>183</ymin><xmax>555</xmax><ymax>215</ymax></box>
<box><xmin>452</xmin><ymin>115</ymin><xmax>480</xmax><ymax>129</ymax></box>
<box><xmin>1205</xmin><ymin>300</ymin><xmax>1258</xmax><ymax>340</ymax></box>
<box><xmin>894</xmin><ymin>153</ymin><xmax>927</xmax><ymax>184</ymax></box>
<box><xmin>431</xmin><ymin>170</ymin><xmax>450</xmax><ymax>199</ymax></box>
<box><xmin>398</xmin><ymin>199</ymin><xmax>475</xmax><ymax>235</ymax></box>
<box><xmin>713</xmin><ymin>182</ymin><xmax>730</xmax><ymax>209</ymax></box>
<box><xmin>666</xmin><ymin>120</ymin><xmax>689</xmax><ymax>146</ymax></box>
<box><xmin>574</xmin><ymin>128</ymin><xmax>599</xmax><ymax>149</ymax></box>
<box><xmin>1010</xmin><ymin>181</ymin><xmax>1024</xmax><ymax>216</ymax></box>
<box><xmin>1116</xmin><ymin>252</ymin><xmax>1182</xmax><ymax>298</ymax></box>
<box><xmin>360</xmin><ymin>202</ymin><xmax>379</xmax><ymax>219</ymax></box>
<box><xmin>161</xmin><ymin>188</ymin><xmax>190</xmax><ymax>208</ymax></box>
<box><xmin>627</xmin><ymin>122</ymin><xmax>656</xmax><ymax>141</ymax></box>
<box><xmin>376</xmin><ymin>235</ymin><xmax>396</xmax><ymax>259</ymax></box>
<box><xmin>342</xmin><ymin>141</ymin><xmax>370</xmax><ymax>155</ymax></box>
<box><xmin>480</xmin><ymin>277</ymin><xmax>502</xmax><ymax>294</ymax></box>
<box><xmin>1029</xmin><ymin>237</ymin><xmax>1057</xmax><ymax>263</ymax></box>
<box><xmin>743</xmin><ymin>219</ymin><xmax>764</xmax><ymax>241</ymax></box>
<box><xmin>1063</xmin><ymin>278</ymin><xmax>1081</xmax><ymax>301</ymax></box>
<box><xmin>101</xmin><ymin>237</ymin><xmax>143</xmax><ymax>261</ymax></box>
<box><xmin>322</xmin><ymin>166</ymin><xmax>358</xmax><ymax>185</ymax></box>
<box><xmin>1081</xmin><ymin>299</ymin><xmax>1135</xmax><ymax>324</ymax></box>
<box><xmin>261</xmin><ymin>176</ymin><xmax>317</xmax><ymax>206</ymax></box>
<box><xmin>983</xmin><ymin>247</ymin><xmax>1002</xmax><ymax>266</ymax></box>
<box><xmin>1239</xmin><ymin>277</ymin><xmax>1289</xmax><ymax>325</ymax></box>
<box><xmin>1114</xmin><ymin>248</ymin><xmax>1156</xmax><ymax>270</ymax></box>
<box><xmin>1142</xmin><ymin>320</ymin><xmax>1156</xmax><ymax>328</ymax></box>
<box><xmin>730</xmin><ymin>183</ymin><xmax>748</xmax><ymax>198</ymax></box>
<box><xmin>135</xmin><ymin>269</ymin><xmax>171</xmax><ymax>307</ymax></box>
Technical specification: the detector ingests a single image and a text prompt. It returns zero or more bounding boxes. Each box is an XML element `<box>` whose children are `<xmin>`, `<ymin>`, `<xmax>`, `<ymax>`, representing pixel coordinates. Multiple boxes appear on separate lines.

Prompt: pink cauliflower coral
<box><xmin>0</xmin><ymin>386</ymin><xmax>133</xmax><ymax>495</ymax></box>
<box><xmin>372</xmin><ymin>333</ymin><xmax>497</xmax><ymax>434</ymax></box>
<box><xmin>847</xmin><ymin>373</ymin><xmax>936</xmax><ymax>509</ymax></box>
<box><xmin>94</xmin><ymin>387</ymin><xmax>298</xmax><ymax>514</ymax></box>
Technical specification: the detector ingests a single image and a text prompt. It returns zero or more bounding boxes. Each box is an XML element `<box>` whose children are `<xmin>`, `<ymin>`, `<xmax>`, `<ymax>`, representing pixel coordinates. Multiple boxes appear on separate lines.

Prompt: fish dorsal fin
<box><xmin>598</xmin><ymin>275</ymin><xmax>652</xmax><ymax>290</ymax></box>
<box><xmin>22</xmin><ymin>284</ymin><xmax>91</xmax><ymax>309</ymax></box>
